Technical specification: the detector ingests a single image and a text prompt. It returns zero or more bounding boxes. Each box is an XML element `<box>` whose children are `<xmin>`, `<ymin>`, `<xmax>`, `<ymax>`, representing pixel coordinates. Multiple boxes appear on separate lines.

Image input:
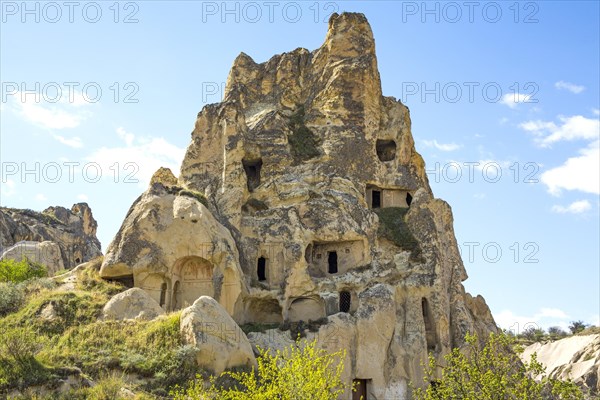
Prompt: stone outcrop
<box><xmin>100</xmin><ymin>12</ymin><xmax>497</xmax><ymax>397</ymax></box>
<box><xmin>0</xmin><ymin>240</ymin><xmax>64</xmax><ymax>275</ymax></box>
<box><xmin>522</xmin><ymin>333</ymin><xmax>600</xmax><ymax>396</ymax></box>
<box><xmin>0</xmin><ymin>203</ymin><xmax>102</xmax><ymax>270</ymax></box>
<box><xmin>102</xmin><ymin>288</ymin><xmax>165</xmax><ymax>321</ymax></box>
<box><xmin>180</xmin><ymin>296</ymin><xmax>256</xmax><ymax>374</ymax></box>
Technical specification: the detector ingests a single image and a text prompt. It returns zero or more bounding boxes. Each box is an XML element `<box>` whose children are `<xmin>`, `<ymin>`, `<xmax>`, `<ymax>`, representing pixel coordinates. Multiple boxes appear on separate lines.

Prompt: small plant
<box><xmin>240</xmin><ymin>322</ymin><xmax>280</xmax><ymax>334</ymax></box>
<box><xmin>0</xmin><ymin>258</ymin><xmax>47</xmax><ymax>283</ymax></box>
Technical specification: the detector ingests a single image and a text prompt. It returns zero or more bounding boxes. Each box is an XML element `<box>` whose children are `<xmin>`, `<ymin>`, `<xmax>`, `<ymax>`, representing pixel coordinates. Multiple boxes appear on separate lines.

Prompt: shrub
<box><xmin>412</xmin><ymin>332</ymin><xmax>583</xmax><ymax>400</ymax></box>
<box><xmin>0</xmin><ymin>258</ymin><xmax>47</xmax><ymax>283</ymax></box>
<box><xmin>0</xmin><ymin>326</ymin><xmax>50</xmax><ymax>391</ymax></box>
<box><xmin>569</xmin><ymin>321</ymin><xmax>588</xmax><ymax>334</ymax></box>
<box><xmin>0</xmin><ymin>282</ymin><xmax>25</xmax><ymax>316</ymax></box>
<box><xmin>287</xmin><ymin>105</ymin><xmax>321</xmax><ymax>162</ymax></box>
<box><xmin>178</xmin><ymin>189</ymin><xmax>209</xmax><ymax>208</ymax></box>
<box><xmin>172</xmin><ymin>339</ymin><xmax>349</xmax><ymax>400</ymax></box>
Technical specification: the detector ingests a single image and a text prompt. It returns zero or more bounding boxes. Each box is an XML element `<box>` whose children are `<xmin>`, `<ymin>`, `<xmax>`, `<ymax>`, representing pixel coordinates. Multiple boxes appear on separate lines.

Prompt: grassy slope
<box><xmin>0</xmin><ymin>264</ymin><xmax>200</xmax><ymax>399</ymax></box>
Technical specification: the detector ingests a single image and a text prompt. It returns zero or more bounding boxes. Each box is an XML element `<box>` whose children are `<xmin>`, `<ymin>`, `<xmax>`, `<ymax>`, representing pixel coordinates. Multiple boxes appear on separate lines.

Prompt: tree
<box><xmin>548</xmin><ymin>326</ymin><xmax>568</xmax><ymax>339</ymax></box>
<box><xmin>172</xmin><ymin>339</ymin><xmax>349</xmax><ymax>400</ymax></box>
<box><xmin>522</xmin><ymin>326</ymin><xmax>546</xmax><ymax>342</ymax></box>
<box><xmin>569</xmin><ymin>321</ymin><xmax>588</xmax><ymax>335</ymax></box>
<box><xmin>412</xmin><ymin>332</ymin><xmax>583</xmax><ymax>400</ymax></box>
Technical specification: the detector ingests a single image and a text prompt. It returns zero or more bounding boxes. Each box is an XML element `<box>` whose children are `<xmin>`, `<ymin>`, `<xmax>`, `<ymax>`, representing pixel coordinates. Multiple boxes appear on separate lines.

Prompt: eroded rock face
<box><xmin>102</xmin><ymin>12</ymin><xmax>497</xmax><ymax>397</ymax></box>
<box><xmin>180</xmin><ymin>296</ymin><xmax>256</xmax><ymax>375</ymax></box>
<box><xmin>522</xmin><ymin>334</ymin><xmax>600</xmax><ymax>396</ymax></box>
<box><xmin>102</xmin><ymin>287</ymin><xmax>165</xmax><ymax>321</ymax></box>
<box><xmin>99</xmin><ymin>184</ymin><xmax>244</xmax><ymax>316</ymax></box>
<box><xmin>0</xmin><ymin>203</ymin><xmax>102</xmax><ymax>270</ymax></box>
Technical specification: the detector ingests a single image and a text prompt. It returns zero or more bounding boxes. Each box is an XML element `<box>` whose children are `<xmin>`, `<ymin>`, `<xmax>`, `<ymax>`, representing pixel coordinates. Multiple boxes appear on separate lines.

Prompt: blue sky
<box><xmin>1</xmin><ymin>1</ymin><xmax>598</xmax><ymax>333</ymax></box>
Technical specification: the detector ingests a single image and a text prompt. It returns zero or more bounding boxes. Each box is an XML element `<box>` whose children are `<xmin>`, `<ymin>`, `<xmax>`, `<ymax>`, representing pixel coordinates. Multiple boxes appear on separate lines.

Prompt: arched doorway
<box><xmin>172</xmin><ymin>256</ymin><xmax>215</xmax><ymax>310</ymax></box>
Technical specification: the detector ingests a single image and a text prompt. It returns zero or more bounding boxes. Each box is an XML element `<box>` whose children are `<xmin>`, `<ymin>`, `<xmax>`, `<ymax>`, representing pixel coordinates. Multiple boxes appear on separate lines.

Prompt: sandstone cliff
<box><xmin>100</xmin><ymin>12</ymin><xmax>497</xmax><ymax>398</ymax></box>
<box><xmin>0</xmin><ymin>203</ymin><xmax>102</xmax><ymax>270</ymax></box>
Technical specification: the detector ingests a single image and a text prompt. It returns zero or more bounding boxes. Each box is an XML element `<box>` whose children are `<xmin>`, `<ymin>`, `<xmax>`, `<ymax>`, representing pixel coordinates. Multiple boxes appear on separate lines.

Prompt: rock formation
<box><xmin>100</xmin><ymin>12</ymin><xmax>497</xmax><ymax>398</ymax></box>
<box><xmin>522</xmin><ymin>333</ymin><xmax>600</xmax><ymax>396</ymax></box>
<box><xmin>0</xmin><ymin>203</ymin><xmax>102</xmax><ymax>270</ymax></box>
<box><xmin>102</xmin><ymin>287</ymin><xmax>166</xmax><ymax>321</ymax></box>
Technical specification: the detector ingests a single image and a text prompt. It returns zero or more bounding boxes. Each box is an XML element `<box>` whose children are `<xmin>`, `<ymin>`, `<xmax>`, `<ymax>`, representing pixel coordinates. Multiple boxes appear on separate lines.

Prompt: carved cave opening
<box><xmin>257</xmin><ymin>256</ymin><xmax>267</xmax><ymax>281</ymax></box>
<box><xmin>372</xmin><ymin>190</ymin><xmax>381</xmax><ymax>209</ymax></box>
<box><xmin>376</xmin><ymin>139</ymin><xmax>396</xmax><ymax>162</ymax></box>
<box><xmin>422</xmin><ymin>297</ymin><xmax>436</xmax><ymax>351</ymax></box>
<box><xmin>243</xmin><ymin>158</ymin><xmax>263</xmax><ymax>192</ymax></box>
<box><xmin>328</xmin><ymin>251</ymin><xmax>338</xmax><ymax>274</ymax></box>
<box><xmin>352</xmin><ymin>379</ymin><xmax>370</xmax><ymax>400</ymax></box>
<box><xmin>339</xmin><ymin>291</ymin><xmax>351</xmax><ymax>313</ymax></box>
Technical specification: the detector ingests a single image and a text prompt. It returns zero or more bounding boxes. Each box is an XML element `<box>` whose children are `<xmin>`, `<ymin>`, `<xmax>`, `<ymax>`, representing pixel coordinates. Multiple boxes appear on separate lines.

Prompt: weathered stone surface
<box><xmin>102</xmin><ymin>12</ymin><xmax>497</xmax><ymax>397</ymax></box>
<box><xmin>180</xmin><ymin>296</ymin><xmax>256</xmax><ymax>374</ymax></box>
<box><xmin>0</xmin><ymin>240</ymin><xmax>64</xmax><ymax>275</ymax></box>
<box><xmin>99</xmin><ymin>182</ymin><xmax>245</xmax><ymax>316</ymax></box>
<box><xmin>0</xmin><ymin>203</ymin><xmax>102</xmax><ymax>269</ymax></box>
<box><xmin>102</xmin><ymin>288</ymin><xmax>165</xmax><ymax>321</ymax></box>
<box><xmin>522</xmin><ymin>334</ymin><xmax>600</xmax><ymax>396</ymax></box>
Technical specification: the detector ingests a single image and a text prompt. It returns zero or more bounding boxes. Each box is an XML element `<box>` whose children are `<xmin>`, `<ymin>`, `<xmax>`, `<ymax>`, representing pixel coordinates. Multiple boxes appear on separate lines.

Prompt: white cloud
<box><xmin>538</xmin><ymin>308</ymin><xmax>570</xmax><ymax>319</ymax></box>
<box><xmin>555</xmin><ymin>81</ymin><xmax>585</xmax><ymax>94</ymax></box>
<box><xmin>593</xmin><ymin>109</ymin><xmax>600</xmax><ymax>116</ymax></box>
<box><xmin>473</xmin><ymin>193</ymin><xmax>486</xmax><ymax>199</ymax></box>
<box><xmin>551</xmin><ymin>200</ymin><xmax>592</xmax><ymax>214</ymax></box>
<box><xmin>541</xmin><ymin>140</ymin><xmax>599</xmax><ymax>195</ymax></box>
<box><xmin>499</xmin><ymin>92</ymin><xmax>533</xmax><ymax>109</ymax></box>
<box><xmin>422</xmin><ymin>139</ymin><xmax>462</xmax><ymax>152</ymax></box>
<box><xmin>494</xmin><ymin>308</ymin><xmax>572</xmax><ymax>332</ymax></box>
<box><xmin>35</xmin><ymin>193</ymin><xmax>47</xmax><ymax>202</ymax></box>
<box><xmin>86</xmin><ymin>128</ymin><xmax>185</xmax><ymax>187</ymax></box>
<box><xmin>116</xmin><ymin>127</ymin><xmax>135</xmax><ymax>146</ymax></box>
<box><xmin>17</xmin><ymin>101</ymin><xmax>86</xmax><ymax>129</ymax></box>
<box><xmin>53</xmin><ymin>135</ymin><xmax>83</xmax><ymax>148</ymax></box>
<box><xmin>520</xmin><ymin>115</ymin><xmax>599</xmax><ymax>147</ymax></box>
<box><xmin>77</xmin><ymin>194</ymin><xmax>89</xmax><ymax>201</ymax></box>
<box><xmin>8</xmin><ymin>90</ymin><xmax>93</xmax><ymax>131</ymax></box>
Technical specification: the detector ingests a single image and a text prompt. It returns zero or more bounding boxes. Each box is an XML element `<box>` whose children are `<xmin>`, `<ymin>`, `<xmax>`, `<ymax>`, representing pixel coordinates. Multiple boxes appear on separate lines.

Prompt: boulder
<box><xmin>180</xmin><ymin>296</ymin><xmax>256</xmax><ymax>374</ymax></box>
<box><xmin>102</xmin><ymin>288</ymin><xmax>165</xmax><ymax>321</ymax></box>
<box><xmin>1</xmin><ymin>240</ymin><xmax>64</xmax><ymax>275</ymax></box>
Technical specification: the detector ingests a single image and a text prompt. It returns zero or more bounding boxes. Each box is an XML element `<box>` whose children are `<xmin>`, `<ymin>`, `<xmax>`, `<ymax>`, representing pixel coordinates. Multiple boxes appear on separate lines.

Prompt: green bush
<box><xmin>0</xmin><ymin>258</ymin><xmax>47</xmax><ymax>283</ymax></box>
<box><xmin>287</xmin><ymin>105</ymin><xmax>321</xmax><ymax>161</ymax></box>
<box><xmin>0</xmin><ymin>326</ymin><xmax>50</xmax><ymax>391</ymax></box>
<box><xmin>374</xmin><ymin>207</ymin><xmax>423</xmax><ymax>261</ymax></box>
<box><xmin>0</xmin><ymin>282</ymin><xmax>25</xmax><ymax>316</ymax></box>
<box><xmin>178</xmin><ymin>189</ymin><xmax>209</xmax><ymax>208</ymax></box>
<box><xmin>172</xmin><ymin>339</ymin><xmax>349</xmax><ymax>400</ymax></box>
<box><xmin>412</xmin><ymin>332</ymin><xmax>583</xmax><ymax>400</ymax></box>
